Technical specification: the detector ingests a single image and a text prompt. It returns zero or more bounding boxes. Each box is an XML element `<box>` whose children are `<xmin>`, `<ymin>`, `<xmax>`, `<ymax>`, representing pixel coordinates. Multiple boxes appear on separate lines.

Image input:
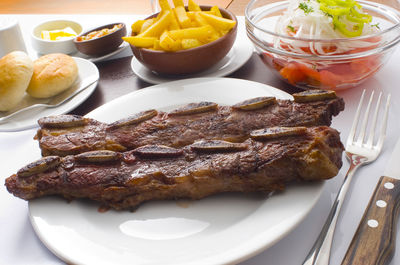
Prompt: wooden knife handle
<box><xmin>342</xmin><ymin>176</ymin><xmax>400</xmax><ymax>265</ymax></box>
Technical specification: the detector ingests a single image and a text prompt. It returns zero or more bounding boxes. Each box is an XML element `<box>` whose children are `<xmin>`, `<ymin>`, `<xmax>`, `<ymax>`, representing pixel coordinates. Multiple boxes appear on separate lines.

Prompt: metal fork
<box><xmin>303</xmin><ymin>90</ymin><xmax>391</xmax><ymax>265</ymax></box>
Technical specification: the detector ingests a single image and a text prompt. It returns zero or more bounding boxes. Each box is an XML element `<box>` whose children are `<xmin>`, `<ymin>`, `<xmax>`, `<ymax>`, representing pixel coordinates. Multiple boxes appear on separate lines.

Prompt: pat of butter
<box><xmin>41</xmin><ymin>27</ymin><xmax>77</xmax><ymax>41</ymax></box>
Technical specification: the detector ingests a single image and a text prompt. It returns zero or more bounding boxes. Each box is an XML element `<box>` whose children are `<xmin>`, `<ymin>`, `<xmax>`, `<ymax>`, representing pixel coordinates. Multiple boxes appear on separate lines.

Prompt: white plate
<box><xmin>75</xmin><ymin>42</ymin><xmax>130</xmax><ymax>63</ymax></box>
<box><xmin>35</xmin><ymin>42</ymin><xmax>130</xmax><ymax>63</ymax></box>
<box><xmin>0</xmin><ymin>57</ymin><xmax>99</xmax><ymax>132</ymax></box>
<box><xmin>130</xmin><ymin>19</ymin><xmax>253</xmax><ymax>85</ymax></box>
<box><xmin>29</xmin><ymin>78</ymin><xmax>324</xmax><ymax>265</ymax></box>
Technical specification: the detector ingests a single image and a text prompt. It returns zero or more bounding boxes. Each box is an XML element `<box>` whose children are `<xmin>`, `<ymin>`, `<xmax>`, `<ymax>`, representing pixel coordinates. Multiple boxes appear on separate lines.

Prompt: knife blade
<box><xmin>342</xmin><ymin>137</ymin><xmax>400</xmax><ymax>265</ymax></box>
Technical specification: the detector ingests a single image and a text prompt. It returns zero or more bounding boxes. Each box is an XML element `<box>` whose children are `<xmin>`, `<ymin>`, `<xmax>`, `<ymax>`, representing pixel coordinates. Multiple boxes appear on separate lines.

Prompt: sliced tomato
<box><xmin>279</xmin><ymin>62</ymin><xmax>307</xmax><ymax>85</ymax></box>
<box><xmin>319</xmin><ymin>70</ymin><xmax>341</xmax><ymax>88</ymax></box>
<box><xmin>325</xmin><ymin>62</ymin><xmax>353</xmax><ymax>75</ymax></box>
<box><xmin>262</xmin><ymin>35</ymin><xmax>383</xmax><ymax>90</ymax></box>
<box><xmin>296</xmin><ymin>62</ymin><xmax>321</xmax><ymax>82</ymax></box>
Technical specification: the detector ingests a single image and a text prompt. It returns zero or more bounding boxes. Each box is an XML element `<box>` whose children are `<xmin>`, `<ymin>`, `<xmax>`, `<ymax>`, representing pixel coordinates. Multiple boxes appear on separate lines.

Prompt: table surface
<box><xmin>0</xmin><ymin>0</ymin><xmax>242</xmax><ymax>15</ymax></box>
<box><xmin>2</xmin><ymin>0</ymin><xmax>398</xmax><ymax>15</ymax></box>
<box><xmin>1</xmin><ymin>12</ymin><xmax>400</xmax><ymax>265</ymax></box>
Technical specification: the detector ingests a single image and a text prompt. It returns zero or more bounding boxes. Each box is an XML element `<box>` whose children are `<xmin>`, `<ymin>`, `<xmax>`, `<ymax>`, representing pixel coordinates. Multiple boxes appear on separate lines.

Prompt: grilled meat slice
<box><xmin>35</xmin><ymin>90</ymin><xmax>345</xmax><ymax>156</ymax></box>
<box><xmin>6</xmin><ymin>126</ymin><xmax>344</xmax><ymax>210</ymax></box>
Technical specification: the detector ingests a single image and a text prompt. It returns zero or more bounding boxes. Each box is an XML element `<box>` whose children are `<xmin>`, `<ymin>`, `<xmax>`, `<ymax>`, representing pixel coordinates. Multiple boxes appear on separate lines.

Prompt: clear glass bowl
<box><xmin>245</xmin><ymin>0</ymin><xmax>400</xmax><ymax>90</ymax></box>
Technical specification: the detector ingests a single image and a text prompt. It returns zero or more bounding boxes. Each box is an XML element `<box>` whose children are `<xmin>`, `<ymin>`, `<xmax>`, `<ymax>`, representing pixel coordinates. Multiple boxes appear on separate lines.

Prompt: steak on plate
<box><xmin>6</xmin><ymin>126</ymin><xmax>344</xmax><ymax>210</ymax></box>
<box><xmin>35</xmin><ymin>90</ymin><xmax>344</xmax><ymax>156</ymax></box>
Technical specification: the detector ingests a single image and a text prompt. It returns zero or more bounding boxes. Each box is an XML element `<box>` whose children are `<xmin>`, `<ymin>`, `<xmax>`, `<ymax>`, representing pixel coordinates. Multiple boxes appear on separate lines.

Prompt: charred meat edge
<box><xmin>6</xmin><ymin>126</ymin><xmax>344</xmax><ymax>210</ymax></box>
<box><xmin>35</xmin><ymin>91</ymin><xmax>345</xmax><ymax>157</ymax></box>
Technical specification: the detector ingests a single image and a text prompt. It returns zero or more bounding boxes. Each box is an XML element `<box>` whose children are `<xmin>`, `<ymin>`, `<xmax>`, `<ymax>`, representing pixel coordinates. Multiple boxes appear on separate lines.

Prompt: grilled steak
<box><xmin>35</xmin><ymin>90</ymin><xmax>344</xmax><ymax>156</ymax></box>
<box><xmin>6</xmin><ymin>126</ymin><xmax>344</xmax><ymax>210</ymax></box>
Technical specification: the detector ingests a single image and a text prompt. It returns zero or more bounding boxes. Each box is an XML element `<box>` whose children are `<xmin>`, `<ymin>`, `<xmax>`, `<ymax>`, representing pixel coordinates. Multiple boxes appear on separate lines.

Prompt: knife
<box><xmin>342</xmin><ymin>137</ymin><xmax>400</xmax><ymax>265</ymax></box>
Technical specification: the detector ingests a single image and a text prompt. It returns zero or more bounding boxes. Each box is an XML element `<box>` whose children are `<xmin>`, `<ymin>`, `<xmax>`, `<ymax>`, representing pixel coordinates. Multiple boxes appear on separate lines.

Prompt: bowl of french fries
<box><xmin>123</xmin><ymin>0</ymin><xmax>237</xmax><ymax>75</ymax></box>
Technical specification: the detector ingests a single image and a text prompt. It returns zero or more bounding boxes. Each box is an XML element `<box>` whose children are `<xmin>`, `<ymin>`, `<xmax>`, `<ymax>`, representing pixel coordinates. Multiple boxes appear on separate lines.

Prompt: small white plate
<box><xmin>29</xmin><ymin>77</ymin><xmax>324</xmax><ymax>265</ymax></box>
<box><xmin>35</xmin><ymin>42</ymin><xmax>130</xmax><ymax>63</ymax></box>
<box><xmin>130</xmin><ymin>20</ymin><xmax>253</xmax><ymax>85</ymax></box>
<box><xmin>75</xmin><ymin>42</ymin><xmax>130</xmax><ymax>63</ymax></box>
<box><xmin>0</xmin><ymin>57</ymin><xmax>99</xmax><ymax>132</ymax></box>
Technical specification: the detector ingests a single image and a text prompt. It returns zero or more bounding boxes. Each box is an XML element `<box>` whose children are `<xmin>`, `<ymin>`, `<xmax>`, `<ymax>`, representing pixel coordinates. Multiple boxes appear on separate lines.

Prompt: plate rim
<box><xmin>84</xmin><ymin>42</ymin><xmax>129</xmax><ymax>63</ymax></box>
<box><xmin>87</xmin><ymin>77</ymin><xmax>294</xmax><ymax>119</ymax></box>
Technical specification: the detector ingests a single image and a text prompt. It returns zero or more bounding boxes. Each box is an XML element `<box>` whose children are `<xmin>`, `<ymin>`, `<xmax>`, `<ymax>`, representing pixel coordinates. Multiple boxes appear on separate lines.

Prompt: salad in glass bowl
<box><xmin>245</xmin><ymin>0</ymin><xmax>400</xmax><ymax>90</ymax></box>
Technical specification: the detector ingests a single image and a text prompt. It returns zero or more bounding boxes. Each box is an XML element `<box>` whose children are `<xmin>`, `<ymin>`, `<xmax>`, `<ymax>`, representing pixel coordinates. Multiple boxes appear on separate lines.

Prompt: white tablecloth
<box><xmin>1</xmin><ymin>14</ymin><xmax>400</xmax><ymax>265</ymax></box>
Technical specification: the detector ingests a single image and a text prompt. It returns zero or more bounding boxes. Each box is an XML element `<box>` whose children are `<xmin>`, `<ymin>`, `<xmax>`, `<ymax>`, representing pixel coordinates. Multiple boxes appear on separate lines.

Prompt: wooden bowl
<box><xmin>74</xmin><ymin>22</ymin><xmax>127</xmax><ymax>56</ymax></box>
<box><xmin>129</xmin><ymin>6</ymin><xmax>238</xmax><ymax>75</ymax></box>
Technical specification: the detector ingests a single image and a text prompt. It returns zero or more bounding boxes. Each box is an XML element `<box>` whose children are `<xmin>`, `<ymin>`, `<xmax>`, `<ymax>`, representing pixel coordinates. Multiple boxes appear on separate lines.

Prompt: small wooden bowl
<box><xmin>74</xmin><ymin>22</ymin><xmax>127</xmax><ymax>56</ymax></box>
<box><xmin>129</xmin><ymin>6</ymin><xmax>238</xmax><ymax>75</ymax></box>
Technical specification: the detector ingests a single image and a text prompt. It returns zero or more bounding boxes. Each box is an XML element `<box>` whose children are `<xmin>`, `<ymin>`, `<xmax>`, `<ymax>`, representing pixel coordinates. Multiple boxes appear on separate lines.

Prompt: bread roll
<box><xmin>0</xmin><ymin>51</ymin><xmax>34</xmax><ymax>111</ymax></box>
<box><xmin>27</xmin><ymin>53</ymin><xmax>78</xmax><ymax>98</ymax></box>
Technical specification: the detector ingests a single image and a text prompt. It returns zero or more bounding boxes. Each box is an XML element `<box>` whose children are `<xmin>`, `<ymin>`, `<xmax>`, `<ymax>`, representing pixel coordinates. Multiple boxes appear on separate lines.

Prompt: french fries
<box><xmin>199</xmin><ymin>12</ymin><xmax>237</xmax><ymax>31</ymax></box>
<box><xmin>174</xmin><ymin>6</ymin><xmax>191</xmax><ymax>28</ymax></box>
<box><xmin>139</xmin><ymin>11</ymin><xmax>173</xmax><ymax>37</ymax></box>
<box><xmin>123</xmin><ymin>0</ymin><xmax>236</xmax><ymax>51</ymax></box>
<box><xmin>210</xmin><ymin>6</ymin><xmax>223</xmax><ymax>17</ymax></box>
<box><xmin>124</xmin><ymin>36</ymin><xmax>157</xmax><ymax>48</ymax></box>
<box><xmin>173</xmin><ymin>0</ymin><xmax>184</xmax><ymax>7</ymax></box>
<box><xmin>188</xmin><ymin>0</ymin><xmax>201</xmax><ymax>11</ymax></box>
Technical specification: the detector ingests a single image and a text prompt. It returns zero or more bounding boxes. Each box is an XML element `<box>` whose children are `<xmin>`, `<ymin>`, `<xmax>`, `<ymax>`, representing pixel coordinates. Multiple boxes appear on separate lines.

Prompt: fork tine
<box><xmin>376</xmin><ymin>94</ymin><xmax>391</xmax><ymax>150</ymax></box>
<box><xmin>347</xmin><ymin>89</ymin><xmax>366</xmax><ymax>147</ymax></box>
<box><xmin>358</xmin><ymin>91</ymin><xmax>375</xmax><ymax>145</ymax></box>
<box><xmin>366</xmin><ymin>92</ymin><xmax>382</xmax><ymax>148</ymax></box>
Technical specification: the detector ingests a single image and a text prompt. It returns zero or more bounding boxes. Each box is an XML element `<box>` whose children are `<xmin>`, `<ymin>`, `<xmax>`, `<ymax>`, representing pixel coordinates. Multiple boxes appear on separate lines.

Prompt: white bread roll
<box><xmin>27</xmin><ymin>53</ymin><xmax>78</xmax><ymax>98</ymax></box>
<box><xmin>0</xmin><ymin>51</ymin><xmax>34</xmax><ymax>111</ymax></box>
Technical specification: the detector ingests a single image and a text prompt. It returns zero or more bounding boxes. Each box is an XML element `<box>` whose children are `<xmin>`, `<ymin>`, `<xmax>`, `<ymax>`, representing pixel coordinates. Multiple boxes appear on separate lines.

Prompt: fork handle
<box><xmin>342</xmin><ymin>176</ymin><xmax>400</xmax><ymax>265</ymax></box>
